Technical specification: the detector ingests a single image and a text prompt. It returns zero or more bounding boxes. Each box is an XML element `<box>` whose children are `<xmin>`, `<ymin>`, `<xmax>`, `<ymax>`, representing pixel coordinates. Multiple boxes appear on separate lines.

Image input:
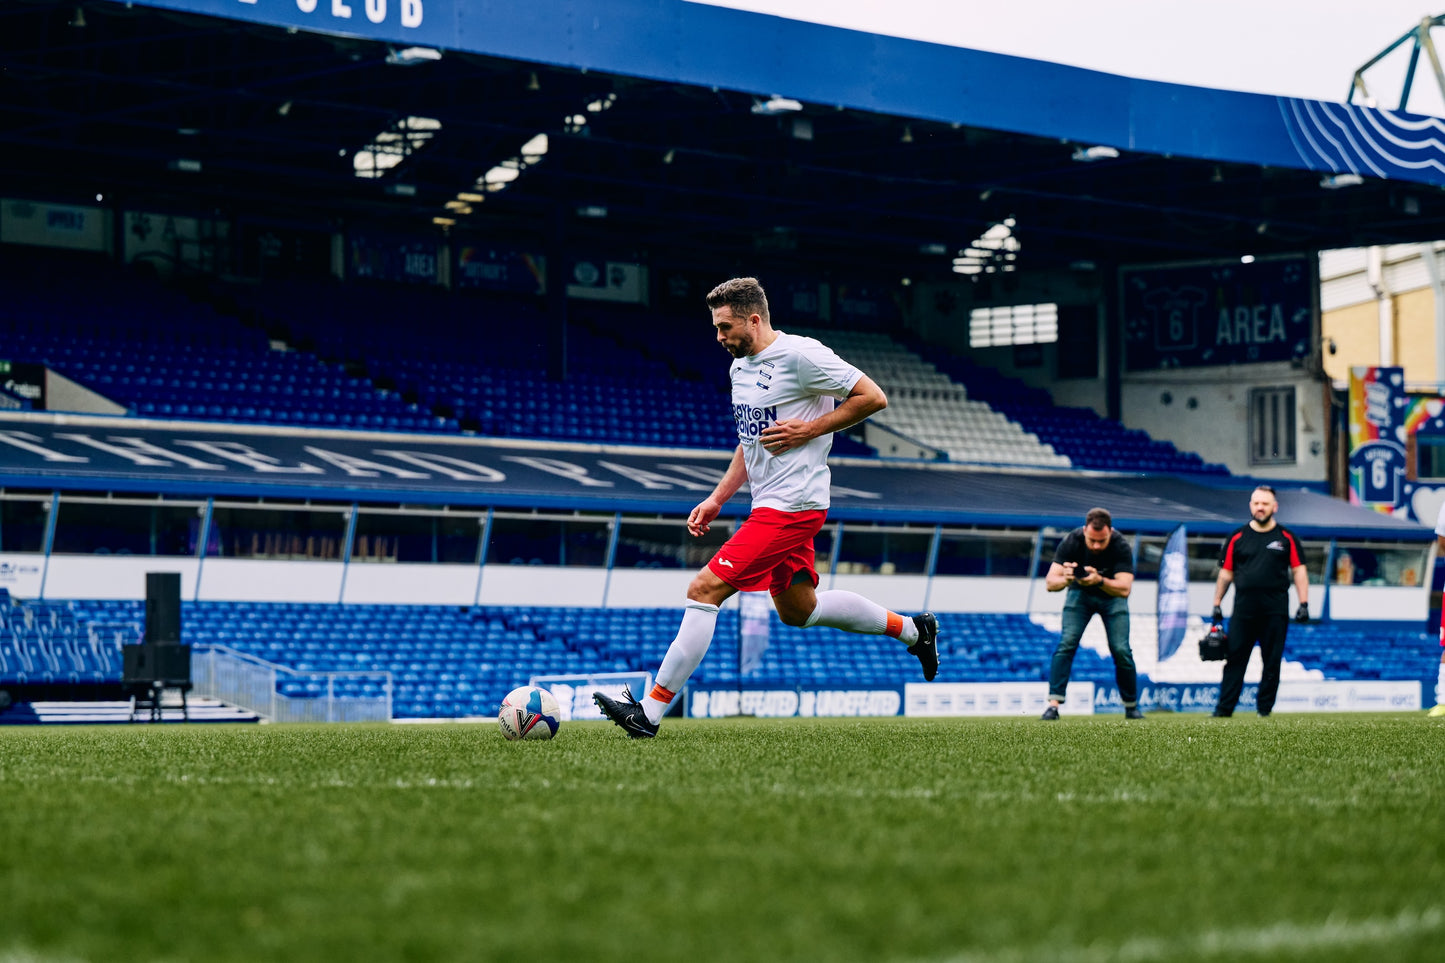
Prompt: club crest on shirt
<box><xmin>1266</xmin><ymin>539</ymin><xmax>1285</xmax><ymax>551</ymax></box>
<box><xmin>755</xmin><ymin>360</ymin><xmax>775</xmax><ymax>390</ymax></box>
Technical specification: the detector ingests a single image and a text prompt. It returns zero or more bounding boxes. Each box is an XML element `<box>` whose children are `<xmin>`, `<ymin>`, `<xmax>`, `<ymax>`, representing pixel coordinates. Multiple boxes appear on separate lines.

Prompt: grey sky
<box><xmin>693</xmin><ymin>1</ymin><xmax>1443</xmax><ymax>111</ymax></box>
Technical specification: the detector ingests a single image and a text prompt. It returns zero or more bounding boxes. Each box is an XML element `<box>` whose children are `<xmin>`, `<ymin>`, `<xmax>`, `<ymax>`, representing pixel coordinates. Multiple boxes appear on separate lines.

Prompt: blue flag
<box><xmin>1157</xmin><ymin>524</ymin><xmax>1190</xmax><ymax>661</ymax></box>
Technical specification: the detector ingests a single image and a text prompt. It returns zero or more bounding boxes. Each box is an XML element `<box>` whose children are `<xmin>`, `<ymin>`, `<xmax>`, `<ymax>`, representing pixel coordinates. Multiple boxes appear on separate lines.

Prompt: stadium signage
<box><xmin>248</xmin><ymin>0</ymin><xmax>426</xmax><ymax>31</ymax></box>
<box><xmin>687</xmin><ymin>687</ymin><xmax>903</xmax><ymax>718</ymax></box>
<box><xmin>905</xmin><ymin>681</ymin><xmax>1094</xmax><ymax>717</ymax></box>
<box><xmin>1122</xmin><ymin>257</ymin><xmax>1313</xmax><ymax>370</ymax></box>
<box><xmin>1094</xmin><ymin>679</ymin><xmax>1421</xmax><ymax>713</ymax></box>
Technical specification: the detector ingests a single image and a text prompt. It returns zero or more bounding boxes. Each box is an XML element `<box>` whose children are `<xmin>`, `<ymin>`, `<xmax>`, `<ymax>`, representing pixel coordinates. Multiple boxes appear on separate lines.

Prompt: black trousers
<box><xmin>1216</xmin><ymin>611</ymin><xmax>1288</xmax><ymax>716</ymax></box>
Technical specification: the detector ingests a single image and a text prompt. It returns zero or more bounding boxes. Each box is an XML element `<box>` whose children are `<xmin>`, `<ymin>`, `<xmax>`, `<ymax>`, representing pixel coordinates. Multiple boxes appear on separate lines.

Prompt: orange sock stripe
<box><xmin>884</xmin><ymin>611</ymin><xmax>904</xmax><ymax>638</ymax></box>
<box><xmin>649</xmin><ymin>684</ymin><xmax>677</xmax><ymax>704</ymax></box>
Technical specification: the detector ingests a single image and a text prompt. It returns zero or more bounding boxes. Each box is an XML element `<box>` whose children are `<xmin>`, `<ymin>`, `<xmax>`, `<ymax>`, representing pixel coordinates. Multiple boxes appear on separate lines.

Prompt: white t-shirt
<box><xmin>729</xmin><ymin>331</ymin><xmax>862</xmax><ymax>512</ymax></box>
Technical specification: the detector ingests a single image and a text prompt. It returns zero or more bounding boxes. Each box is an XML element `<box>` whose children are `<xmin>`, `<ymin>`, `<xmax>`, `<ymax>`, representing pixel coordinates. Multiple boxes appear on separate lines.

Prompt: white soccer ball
<box><xmin>498</xmin><ymin>685</ymin><xmax>562</xmax><ymax>741</ymax></box>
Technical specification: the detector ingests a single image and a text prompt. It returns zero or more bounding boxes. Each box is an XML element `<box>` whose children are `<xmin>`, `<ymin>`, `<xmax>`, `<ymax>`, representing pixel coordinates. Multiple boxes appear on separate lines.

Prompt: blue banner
<box><xmin>1122</xmin><ymin>257</ymin><xmax>1313</xmax><ymax>370</ymax></box>
<box><xmin>1156</xmin><ymin>524</ymin><xmax>1189</xmax><ymax>661</ymax></box>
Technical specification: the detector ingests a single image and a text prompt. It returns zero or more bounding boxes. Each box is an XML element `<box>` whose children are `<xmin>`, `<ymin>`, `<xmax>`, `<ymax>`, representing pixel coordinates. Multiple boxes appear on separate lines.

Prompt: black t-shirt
<box><xmin>1219</xmin><ymin>523</ymin><xmax>1303</xmax><ymax>616</ymax></box>
<box><xmin>1053</xmin><ymin>527</ymin><xmax>1133</xmax><ymax>599</ymax></box>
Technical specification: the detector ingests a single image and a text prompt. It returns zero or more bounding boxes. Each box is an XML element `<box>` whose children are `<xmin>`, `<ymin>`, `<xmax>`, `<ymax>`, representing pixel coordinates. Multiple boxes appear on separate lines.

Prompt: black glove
<box><xmin>1211</xmin><ymin>605</ymin><xmax>1223</xmax><ymax>625</ymax></box>
<box><xmin>1294</xmin><ymin>603</ymin><xmax>1310</xmax><ymax>624</ymax></box>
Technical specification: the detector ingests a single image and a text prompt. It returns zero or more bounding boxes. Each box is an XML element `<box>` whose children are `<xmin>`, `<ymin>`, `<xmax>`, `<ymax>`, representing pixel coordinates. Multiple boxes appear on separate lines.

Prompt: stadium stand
<box><xmin>0</xmin><ymin>247</ymin><xmax>455</xmax><ymax>433</ymax></box>
<box><xmin>4</xmin><ymin>597</ymin><xmax>1435</xmax><ymax>719</ymax></box>
<box><xmin>3</xmin><ymin>243</ymin><xmax>1224</xmax><ymax>470</ymax></box>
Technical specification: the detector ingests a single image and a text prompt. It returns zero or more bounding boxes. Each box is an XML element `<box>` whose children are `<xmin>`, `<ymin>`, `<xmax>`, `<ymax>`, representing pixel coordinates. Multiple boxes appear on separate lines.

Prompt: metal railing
<box><xmin>192</xmin><ymin>644</ymin><xmax>392</xmax><ymax>723</ymax></box>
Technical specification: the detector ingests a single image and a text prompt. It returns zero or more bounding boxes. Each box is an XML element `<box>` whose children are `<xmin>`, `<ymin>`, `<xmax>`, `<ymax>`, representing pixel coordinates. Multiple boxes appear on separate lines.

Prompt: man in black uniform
<box><xmin>1211</xmin><ymin>485</ymin><xmax>1310</xmax><ymax>717</ymax></box>
<box><xmin>1041</xmin><ymin>507</ymin><xmax>1141</xmax><ymax>720</ymax></box>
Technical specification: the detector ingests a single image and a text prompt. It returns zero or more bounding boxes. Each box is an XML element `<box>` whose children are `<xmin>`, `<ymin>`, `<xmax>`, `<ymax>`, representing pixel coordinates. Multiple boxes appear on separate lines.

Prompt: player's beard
<box><xmin>1253</xmin><ymin>509</ymin><xmax>1274</xmax><ymax>526</ymax></box>
<box><xmin>725</xmin><ymin>334</ymin><xmax>754</xmax><ymax>358</ymax></box>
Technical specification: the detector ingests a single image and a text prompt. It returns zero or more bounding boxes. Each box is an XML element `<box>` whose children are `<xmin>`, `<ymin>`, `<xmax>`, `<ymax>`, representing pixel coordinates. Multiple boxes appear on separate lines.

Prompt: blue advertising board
<box><xmin>454</xmin><ymin>245</ymin><xmax>544</xmax><ymax>294</ymax></box>
<box><xmin>349</xmin><ymin>233</ymin><xmax>439</xmax><ymax>284</ymax></box>
<box><xmin>1123</xmin><ymin>257</ymin><xmax>1313</xmax><ymax>370</ymax></box>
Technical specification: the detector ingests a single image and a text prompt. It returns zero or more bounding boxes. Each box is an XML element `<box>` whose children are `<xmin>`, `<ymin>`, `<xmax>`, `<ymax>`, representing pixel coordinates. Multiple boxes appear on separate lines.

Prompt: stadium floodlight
<box><xmin>751</xmin><ymin>95</ymin><xmax>804</xmax><ymax>115</ymax></box>
<box><xmin>386</xmin><ymin>46</ymin><xmax>443</xmax><ymax>66</ymax></box>
<box><xmin>1070</xmin><ymin>144</ymin><xmax>1120</xmax><ymax>162</ymax></box>
<box><xmin>1320</xmin><ymin>173</ymin><xmax>1365</xmax><ymax>189</ymax></box>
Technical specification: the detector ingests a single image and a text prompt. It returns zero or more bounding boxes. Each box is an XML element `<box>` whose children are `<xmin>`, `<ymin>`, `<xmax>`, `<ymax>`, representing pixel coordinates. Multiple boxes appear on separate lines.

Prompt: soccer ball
<box><xmin>498</xmin><ymin>685</ymin><xmax>561</xmax><ymax>741</ymax></box>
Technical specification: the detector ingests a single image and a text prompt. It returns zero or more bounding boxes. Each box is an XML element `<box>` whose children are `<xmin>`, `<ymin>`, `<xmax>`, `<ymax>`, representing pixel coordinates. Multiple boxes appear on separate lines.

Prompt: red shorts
<box><xmin>708</xmin><ymin>507</ymin><xmax>827</xmax><ymax>596</ymax></box>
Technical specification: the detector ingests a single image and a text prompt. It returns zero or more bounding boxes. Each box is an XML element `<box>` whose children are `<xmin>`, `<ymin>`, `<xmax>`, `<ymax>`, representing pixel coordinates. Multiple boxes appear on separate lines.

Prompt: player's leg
<box><xmin>593</xmin><ymin>560</ymin><xmax>735</xmax><ymax>738</ymax></box>
<box><xmin>1100</xmin><ymin>596</ymin><xmax>1141</xmax><ymax>717</ymax></box>
<box><xmin>1045</xmin><ymin>593</ymin><xmax>1087</xmax><ymax>717</ymax></box>
<box><xmin>1254</xmin><ymin>613</ymin><xmax>1288</xmax><ymax>716</ymax></box>
<box><xmin>1214</xmin><ymin>613</ymin><xmax>1257</xmax><ymax>717</ymax></box>
<box><xmin>773</xmin><ymin>572</ymin><xmax>939</xmax><ymax>681</ymax></box>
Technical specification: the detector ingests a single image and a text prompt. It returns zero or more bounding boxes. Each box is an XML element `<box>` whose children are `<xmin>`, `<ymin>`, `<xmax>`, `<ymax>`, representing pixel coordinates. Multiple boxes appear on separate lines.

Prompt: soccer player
<box><xmin>1211</xmin><ymin>485</ymin><xmax>1310</xmax><ymax>718</ymax></box>
<box><xmin>593</xmin><ymin>277</ymin><xmax>939</xmax><ymax>737</ymax></box>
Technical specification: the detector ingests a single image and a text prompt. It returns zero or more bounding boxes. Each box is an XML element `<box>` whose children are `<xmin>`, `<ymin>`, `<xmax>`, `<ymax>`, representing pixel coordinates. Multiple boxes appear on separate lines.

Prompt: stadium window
<box><xmin>0</xmin><ymin>495</ymin><xmax>50</xmax><ymax>553</ymax></box>
<box><xmin>351</xmin><ymin>510</ymin><xmax>483</xmax><ymax>565</ymax></box>
<box><xmin>934</xmin><ymin>530</ymin><xmax>1035</xmax><ymax>577</ymax></box>
<box><xmin>1417</xmin><ymin>437</ymin><xmax>1445</xmax><ymax>480</ymax></box>
<box><xmin>487</xmin><ymin>512</ymin><xmax>612</xmax><ymax>567</ymax></box>
<box><xmin>614</xmin><ymin>517</ymin><xmax>731</xmax><ymax>569</ymax></box>
<box><xmin>208</xmin><ymin>505</ymin><xmax>348</xmax><ymax>560</ymax></box>
<box><xmin>49</xmin><ymin>499</ymin><xmax>205</xmax><ymax>557</ymax></box>
<box><xmin>834</xmin><ymin>525</ymin><xmax>932</xmax><ymax>575</ymax></box>
<box><xmin>1331</xmin><ymin>540</ymin><xmax>1431</xmax><ymax>587</ymax></box>
<box><xmin>1248</xmin><ymin>386</ymin><xmax>1296</xmax><ymax>465</ymax></box>
<box><xmin>968</xmin><ymin>303</ymin><xmax>1058</xmax><ymax>348</ymax></box>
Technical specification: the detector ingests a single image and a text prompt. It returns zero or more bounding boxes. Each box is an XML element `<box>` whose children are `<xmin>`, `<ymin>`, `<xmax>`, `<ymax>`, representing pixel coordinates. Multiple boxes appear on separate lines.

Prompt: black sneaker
<box><xmin>908</xmin><ymin>613</ymin><xmax>939</xmax><ymax>681</ymax></box>
<box><xmin>1124</xmin><ymin>707</ymin><xmax>1145</xmax><ymax>720</ymax></box>
<box><xmin>593</xmin><ymin>685</ymin><xmax>659</xmax><ymax>739</ymax></box>
<box><xmin>1041</xmin><ymin>705</ymin><xmax>1060</xmax><ymax>720</ymax></box>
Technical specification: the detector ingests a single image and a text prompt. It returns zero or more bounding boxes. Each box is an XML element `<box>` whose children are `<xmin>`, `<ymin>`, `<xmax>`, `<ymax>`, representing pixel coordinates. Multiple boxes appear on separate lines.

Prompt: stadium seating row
<box><xmin>3</xmin><ymin>597</ymin><xmax>1435</xmax><ymax>720</ymax></box>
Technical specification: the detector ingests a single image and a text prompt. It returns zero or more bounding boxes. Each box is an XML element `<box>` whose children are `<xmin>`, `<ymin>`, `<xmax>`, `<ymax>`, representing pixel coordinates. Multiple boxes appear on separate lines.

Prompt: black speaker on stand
<box><xmin>123</xmin><ymin>573</ymin><xmax>191</xmax><ymax>722</ymax></box>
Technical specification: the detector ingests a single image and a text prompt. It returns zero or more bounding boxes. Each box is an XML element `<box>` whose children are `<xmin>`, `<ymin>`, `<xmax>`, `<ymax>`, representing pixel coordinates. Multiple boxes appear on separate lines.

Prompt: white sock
<box><xmin>645</xmin><ymin>600</ymin><xmax>720</xmax><ymax>724</ymax></box>
<box><xmin>803</xmin><ymin>590</ymin><xmax>917</xmax><ymax>643</ymax></box>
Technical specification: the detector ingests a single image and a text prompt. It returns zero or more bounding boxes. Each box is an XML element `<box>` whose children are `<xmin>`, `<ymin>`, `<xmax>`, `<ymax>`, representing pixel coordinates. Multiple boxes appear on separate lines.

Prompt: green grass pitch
<box><xmin>1</xmin><ymin>713</ymin><xmax>1442</xmax><ymax>963</ymax></box>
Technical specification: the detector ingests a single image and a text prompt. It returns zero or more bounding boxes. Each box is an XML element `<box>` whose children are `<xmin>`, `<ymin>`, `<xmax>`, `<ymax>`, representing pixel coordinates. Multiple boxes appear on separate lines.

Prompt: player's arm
<box><xmin>687</xmin><ymin>446</ymin><xmax>747</xmax><ymax>536</ymax></box>
<box><xmin>760</xmin><ymin>375</ymin><xmax>887</xmax><ymax>454</ymax></box>
<box><xmin>1212</xmin><ymin>569</ymin><xmax>1233</xmax><ymax>609</ymax></box>
<box><xmin>1212</xmin><ymin>533</ymin><xmax>1237</xmax><ymax>617</ymax></box>
<box><xmin>1291</xmin><ymin>564</ymin><xmax>1309</xmax><ymax>606</ymax></box>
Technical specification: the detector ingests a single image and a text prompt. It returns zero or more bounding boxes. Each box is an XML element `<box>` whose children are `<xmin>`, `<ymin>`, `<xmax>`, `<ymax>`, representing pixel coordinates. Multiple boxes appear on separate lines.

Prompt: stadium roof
<box><xmin>4</xmin><ymin>0</ymin><xmax>1445</xmax><ymax>281</ymax></box>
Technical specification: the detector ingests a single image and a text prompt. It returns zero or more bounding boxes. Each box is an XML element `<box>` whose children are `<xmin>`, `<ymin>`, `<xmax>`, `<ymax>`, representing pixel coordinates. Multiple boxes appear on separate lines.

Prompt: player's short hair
<box><xmin>1084</xmin><ymin>507</ymin><xmax>1112</xmax><ymax>529</ymax></box>
<box><xmin>1253</xmin><ymin>485</ymin><xmax>1277</xmax><ymax>498</ymax></box>
<box><xmin>706</xmin><ymin>277</ymin><xmax>769</xmax><ymax>324</ymax></box>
